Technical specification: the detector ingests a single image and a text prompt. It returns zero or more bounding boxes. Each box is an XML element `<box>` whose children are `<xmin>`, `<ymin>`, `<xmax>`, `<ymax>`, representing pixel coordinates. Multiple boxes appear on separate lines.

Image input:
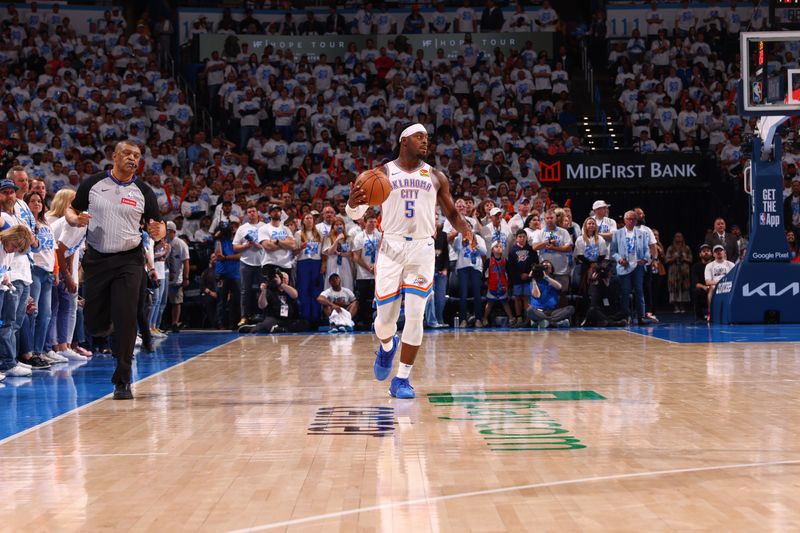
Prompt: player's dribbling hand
<box><xmin>348</xmin><ymin>183</ymin><xmax>367</xmax><ymax>208</ymax></box>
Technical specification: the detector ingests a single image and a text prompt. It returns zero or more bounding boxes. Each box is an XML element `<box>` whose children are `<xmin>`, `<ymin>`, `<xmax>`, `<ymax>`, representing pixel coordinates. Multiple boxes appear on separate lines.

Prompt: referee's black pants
<box><xmin>82</xmin><ymin>245</ymin><xmax>144</xmax><ymax>386</ymax></box>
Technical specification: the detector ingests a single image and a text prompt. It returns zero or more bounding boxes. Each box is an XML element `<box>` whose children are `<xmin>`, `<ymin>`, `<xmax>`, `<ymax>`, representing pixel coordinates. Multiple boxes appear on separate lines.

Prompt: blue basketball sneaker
<box><xmin>373</xmin><ymin>335</ymin><xmax>399</xmax><ymax>381</ymax></box>
<box><xmin>389</xmin><ymin>377</ymin><xmax>415</xmax><ymax>399</ymax></box>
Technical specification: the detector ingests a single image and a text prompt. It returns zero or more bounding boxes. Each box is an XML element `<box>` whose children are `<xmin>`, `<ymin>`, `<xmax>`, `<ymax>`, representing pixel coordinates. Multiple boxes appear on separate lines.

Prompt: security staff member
<box><xmin>67</xmin><ymin>140</ymin><xmax>165</xmax><ymax>400</ymax></box>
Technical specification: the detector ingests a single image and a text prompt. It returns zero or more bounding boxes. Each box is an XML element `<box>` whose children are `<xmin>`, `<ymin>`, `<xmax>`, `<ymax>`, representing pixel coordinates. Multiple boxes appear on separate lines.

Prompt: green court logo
<box><xmin>428</xmin><ymin>390</ymin><xmax>605</xmax><ymax>451</ymax></box>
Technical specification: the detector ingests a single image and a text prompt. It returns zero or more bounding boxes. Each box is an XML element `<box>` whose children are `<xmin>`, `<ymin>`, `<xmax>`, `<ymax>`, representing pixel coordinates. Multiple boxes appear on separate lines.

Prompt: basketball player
<box><xmin>346</xmin><ymin>123</ymin><xmax>473</xmax><ymax>399</ymax></box>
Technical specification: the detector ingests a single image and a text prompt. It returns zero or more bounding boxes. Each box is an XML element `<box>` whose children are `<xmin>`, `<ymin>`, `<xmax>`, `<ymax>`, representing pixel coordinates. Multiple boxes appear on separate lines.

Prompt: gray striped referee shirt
<box><xmin>72</xmin><ymin>171</ymin><xmax>161</xmax><ymax>254</ymax></box>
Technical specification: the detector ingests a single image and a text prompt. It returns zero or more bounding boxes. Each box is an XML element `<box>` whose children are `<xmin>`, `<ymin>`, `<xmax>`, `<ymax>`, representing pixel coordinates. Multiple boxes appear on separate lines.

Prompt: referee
<box><xmin>67</xmin><ymin>140</ymin><xmax>165</xmax><ymax>400</ymax></box>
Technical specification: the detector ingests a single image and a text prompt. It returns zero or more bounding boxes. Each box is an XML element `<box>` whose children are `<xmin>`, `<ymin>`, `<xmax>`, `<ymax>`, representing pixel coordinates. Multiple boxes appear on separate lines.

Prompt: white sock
<box><xmin>380</xmin><ymin>338</ymin><xmax>394</xmax><ymax>352</ymax></box>
<box><xmin>397</xmin><ymin>363</ymin><xmax>413</xmax><ymax>379</ymax></box>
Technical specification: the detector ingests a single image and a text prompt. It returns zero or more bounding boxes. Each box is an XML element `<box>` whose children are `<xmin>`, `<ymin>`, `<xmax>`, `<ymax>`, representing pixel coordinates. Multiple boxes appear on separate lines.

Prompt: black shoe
<box><xmin>171</xmin><ymin>324</ymin><xmax>181</xmax><ymax>333</ymax></box>
<box><xmin>142</xmin><ymin>341</ymin><xmax>155</xmax><ymax>353</ymax></box>
<box><xmin>113</xmin><ymin>383</ymin><xmax>133</xmax><ymax>400</ymax></box>
<box><xmin>238</xmin><ymin>324</ymin><xmax>256</xmax><ymax>334</ymax></box>
<box><xmin>22</xmin><ymin>355</ymin><xmax>51</xmax><ymax>370</ymax></box>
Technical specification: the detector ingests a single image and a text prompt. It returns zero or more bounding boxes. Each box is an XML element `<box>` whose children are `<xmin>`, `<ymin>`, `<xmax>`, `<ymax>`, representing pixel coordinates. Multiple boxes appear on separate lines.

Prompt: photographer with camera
<box><xmin>582</xmin><ymin>260</ymin><xmax>628</xmax><ymax>327</ymax></box>
<box><xmin>525</xmin><ymin>260</ymin><xmax>575</xmax><ymax>328</ymax></box>
<box><xmin>238</xmin><ymin>267</ymin><xmax>308</xmax><ymax>334</ymax></box>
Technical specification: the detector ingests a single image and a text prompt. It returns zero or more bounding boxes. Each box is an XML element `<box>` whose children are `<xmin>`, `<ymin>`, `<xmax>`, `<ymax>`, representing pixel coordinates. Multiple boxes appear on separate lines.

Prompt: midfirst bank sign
<box><xmin>538</xmin><ymin>154</ymin><xmax>705</xmax><ymax>189</ymax></box>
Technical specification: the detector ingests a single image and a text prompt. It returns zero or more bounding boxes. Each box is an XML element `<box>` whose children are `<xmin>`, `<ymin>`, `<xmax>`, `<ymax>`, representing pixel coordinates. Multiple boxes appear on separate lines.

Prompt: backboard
<box><xmin>740</xmin><ymin>31</ymin><xmax>800</xmax><ymax>114</ymax></box>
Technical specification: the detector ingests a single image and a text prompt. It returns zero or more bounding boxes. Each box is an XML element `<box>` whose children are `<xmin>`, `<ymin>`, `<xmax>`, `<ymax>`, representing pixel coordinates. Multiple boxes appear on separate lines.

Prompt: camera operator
<box><xmin>526</xmin><ymin>260</ymin><xmax>575</xmax><ymax>328</ymax></box>
<box><xmin>583</xmin><ymin>260</ymin><xmax>628</xmax><ymax>326</ymax></box>
<box><xmin>238</xmin><ymin>267</ymin><xmax>308</xmax><ymax>333</ymax></box>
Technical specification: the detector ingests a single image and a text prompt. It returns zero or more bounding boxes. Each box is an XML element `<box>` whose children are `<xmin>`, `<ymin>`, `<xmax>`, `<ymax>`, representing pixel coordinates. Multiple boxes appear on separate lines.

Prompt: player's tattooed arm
<box><xmin>433</xmin><ymin>169</ymin><xmax>473</xmax><ymax>242</ymax></box>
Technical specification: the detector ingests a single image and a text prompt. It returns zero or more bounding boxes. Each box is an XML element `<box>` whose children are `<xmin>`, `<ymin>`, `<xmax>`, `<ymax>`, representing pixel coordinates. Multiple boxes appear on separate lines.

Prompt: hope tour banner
<box><xmin>196</xmin><ymin>32</ymin><xmax>552</xmax><ymax>63</ymax></box>
<box><xmin>537</xmin><ymin>153</ymin><xmax>708</xmax><ymax>189</ymax></box>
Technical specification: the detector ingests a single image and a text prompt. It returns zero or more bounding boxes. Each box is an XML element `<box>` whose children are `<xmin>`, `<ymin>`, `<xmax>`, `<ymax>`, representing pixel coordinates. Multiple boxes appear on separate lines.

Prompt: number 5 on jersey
<box><xmin>404</xmin><ymin>200</ymin><xmax>415</xmax><ymax>218</ymax></box>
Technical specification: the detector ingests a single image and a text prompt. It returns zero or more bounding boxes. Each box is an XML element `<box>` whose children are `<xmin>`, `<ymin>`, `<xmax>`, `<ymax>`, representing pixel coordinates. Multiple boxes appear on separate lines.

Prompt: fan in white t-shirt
<box><xmin>704</xmin><ymin>245</ymin><xmax>735</xmax><ymax>310</ymax></box>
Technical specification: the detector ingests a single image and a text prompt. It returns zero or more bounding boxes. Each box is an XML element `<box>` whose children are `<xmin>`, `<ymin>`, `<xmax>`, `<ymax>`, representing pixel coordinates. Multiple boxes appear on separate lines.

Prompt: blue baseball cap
<box><xmin>0</xmin><ymin>179</ymin><xmax>18</xmax><ymax>191</ymax></box>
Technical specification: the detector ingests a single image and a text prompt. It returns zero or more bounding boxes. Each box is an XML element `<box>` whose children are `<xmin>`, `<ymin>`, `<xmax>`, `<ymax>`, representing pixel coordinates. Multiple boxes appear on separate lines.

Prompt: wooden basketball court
<box><xmin>1</xmin><ymin>328</ymin><xmax>799</xmax><ymax>531</ymax></box>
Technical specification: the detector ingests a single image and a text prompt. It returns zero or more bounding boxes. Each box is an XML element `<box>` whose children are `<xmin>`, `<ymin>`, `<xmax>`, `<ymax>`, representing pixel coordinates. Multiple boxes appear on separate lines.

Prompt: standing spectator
<box><xmin>259</xmin><ymin>204</ymin><xmax>295</xmax><ymax>276</ymax></box>
<box><xmin>24</xmin><ymin>191</ymin><xmax>62</xmax><ymax>364</ymax></box>
<box><xmin>507</xmin><ymin>229</ymin><xmax>537</xmax><ymax>326</ymax></box>
<box><xmin>482</xmin><ymin>206</ymin><xmax>512</xmax><ymax>253</ymax></box>
<box><xmin>783</xmin><ymin>177</ymin><xmax>800</xmax><ymax>238</ymax></box>
<box><xmin>704</xmin><ymin>217</ymin><xmax>739</xmax><ymax>261</ymax></box>
<box><xmin>592</xmin><ymin>200</ymin><xmax>617</xmax><ymax>242</ymax></box>
<box><xmin>199</xmin><ymin>257</ymin><xmax>218</xmax><ymax>327</ymax></box>
<box><xmin>294</xmin><ymin>213</ymin><xmax>323</xmax><ymax>324</ymax></box>
<box><xmin>482</xmin><ymin>241</ymin><xmax>515</xmax><ymax>327</ymax></box>
<box><xmin>665</xmin><ymin>232</ymin><xmax>693</xmax><ymax>313</ymax></box>
<box><xmin>573</xmin><ymin>217</ymin><xmax>608</xmax><ymax>293</ymax></box>
<box><xmin>322</xmin><ymin>216</ymin><xmax>354</xmax><ymax>291</ymax></box>
<box><xmin>611</xmin><ymin>210</ymin><xmax>651</xmax><ymax>325</ymax></box>
<box><xmin>326</xmin><ymin>7</ymin><xmax>348</xmax><ymax>35</ymax></box>
<box><xmin>214</xmin><ymin>221</ymin><xmax>241</xmax><ymax>330</ymax></box>
<box><xmin>453</xmin><ymin>231</ymin><xmax>487</xmax><ymax>327</ymax></box>
<box><xmin>402</xmin><ymin>5</ymin><xmax>426</xmax><ymax>34</ymax></box>
<box><xmin>352</xmin><ymin>210</ymin><xmax>381</xmax><ymax>327</ymax></box>
<box><xmin>428</xmin><ymin>3</ymin><xmax>451</xmax><ymax>33</ymax></box>
<box><xmin>0</xmin><ymin>224</ymin><xmax>34</xmax><ymax>378</ymax></box>
<box><xmin>534</xmin><ymin>0</ymin><xmax>559</xmax><ymax>32</ymax></box>
<box><xmin>730</xmin><ymin>225</ymin><xmax>748</xmax><ymax>260</ymax></box>
<box><xmin>531</xmin><ymin>209</ymin><xmax>573</xmax><ymax>290</ymax></box>
<box><xmin>455</xmin><ymin>0</ymin><xmax>478</xmax><ymax>33</ymax></box>
<box><xmin>44</xmin><ymin>190</ymin><xmax>81</xmax><ymax>363</ymax></box>
<box><xmin>150</xmin><ymin>237</ymin><xmax>170</xmax><ymax>335</ymax></box>
<box><xmin>480</xmin><ymin>0</ymin><xmax>505</xmax><ymax>32</ymax></box>
<box><xmin>167</xmin><ymin>221</ymin><xmax>190</xmax><ymax>333</ymax></box>
<box><xmin>354</xmin><ymin>2</ymin><xmax>374</xmax><ymax>34</ymax></box>
<box><xmin>232</xmin><ymin>203</ymin><xmax>265</xmax><ymax>326</ymax></box>
<box><xmin>6</xmin><ymin>168</ymin><xmax>42</xmax><ymax>369</ymax></box>
<box><xmin>428</xmin><ymin>214</ymin><xmax>450</xmax><ymax>329</ymax></box>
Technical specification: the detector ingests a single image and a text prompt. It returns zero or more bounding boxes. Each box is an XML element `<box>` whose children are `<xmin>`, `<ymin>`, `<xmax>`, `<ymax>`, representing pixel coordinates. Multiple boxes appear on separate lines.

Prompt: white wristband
<box><xmin>345</xmin><ymin>203</ymin><xmax>369</xmax><ymax>221</ymax></box>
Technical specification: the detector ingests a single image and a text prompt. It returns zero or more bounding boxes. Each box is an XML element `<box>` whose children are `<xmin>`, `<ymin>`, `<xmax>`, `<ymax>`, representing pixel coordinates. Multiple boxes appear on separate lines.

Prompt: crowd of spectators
<box><xmin>0</xmin><ymin>0</ymin><xmax>794</xmax><ymax>370</ymax></box>
<box><xmin>587</xmin><ymin>1</ymin><xmax>800</xmax><ymax>186</ymax></box>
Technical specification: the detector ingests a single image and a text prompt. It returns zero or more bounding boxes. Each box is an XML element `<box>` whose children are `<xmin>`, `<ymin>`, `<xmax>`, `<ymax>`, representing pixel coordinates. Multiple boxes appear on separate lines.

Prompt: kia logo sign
<box><xmin>539</xmin><ymin>161</ymin><xmax>561</xmax><ymax>182</ymax></box>
<box><xmin>742</xmin><ymin>282</ymin><xmax>800</xmax><ymax>297</ymax></box>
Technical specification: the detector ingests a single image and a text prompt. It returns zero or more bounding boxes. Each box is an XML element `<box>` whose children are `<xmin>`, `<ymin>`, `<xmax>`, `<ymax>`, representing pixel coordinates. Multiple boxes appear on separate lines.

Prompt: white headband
<box><xmin>400</xmin><ymin>123</ymin><xmax>427</xmax><ymax>140</ymax></box>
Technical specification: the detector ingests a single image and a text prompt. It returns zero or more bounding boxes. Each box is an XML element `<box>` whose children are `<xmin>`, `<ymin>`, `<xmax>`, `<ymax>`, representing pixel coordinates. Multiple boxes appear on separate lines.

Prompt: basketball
<box><xmin>355</xmin><ymin>168</ymin><xmax>391</xmax><ymax>206</ymax></box>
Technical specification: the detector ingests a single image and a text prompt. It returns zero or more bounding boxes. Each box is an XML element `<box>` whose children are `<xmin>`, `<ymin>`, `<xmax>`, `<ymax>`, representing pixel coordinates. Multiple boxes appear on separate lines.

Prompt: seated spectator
<box><xmin>691</xmin><ymin>244</ymin><xmax>713</xmax><ymax>320</ymax></box>
<box><xmin>317</xmin><ymin>273</ymin><xmax>358</xmax><ymax>333</ymax></box>
<box><xmin>526</xmin><ymin>260</ymin><xmax>575</xmax><ymax>328</ymax></box>
<box><xmin>239</xmin><ymin>269</ymin><xmax>308</xmax><ymax>334</ymax></box>
<box><xmin>704</xmin><ymin>244</ymin><xmax>735</xmax><ymax>318</ymax></box>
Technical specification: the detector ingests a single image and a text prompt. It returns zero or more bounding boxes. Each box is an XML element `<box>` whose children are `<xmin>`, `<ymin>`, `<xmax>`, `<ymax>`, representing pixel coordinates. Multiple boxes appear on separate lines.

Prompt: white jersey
<box><xmin>380</xmin><ymin>160</ymin><xmax>439</xmax><ymax>239</ymax></box>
